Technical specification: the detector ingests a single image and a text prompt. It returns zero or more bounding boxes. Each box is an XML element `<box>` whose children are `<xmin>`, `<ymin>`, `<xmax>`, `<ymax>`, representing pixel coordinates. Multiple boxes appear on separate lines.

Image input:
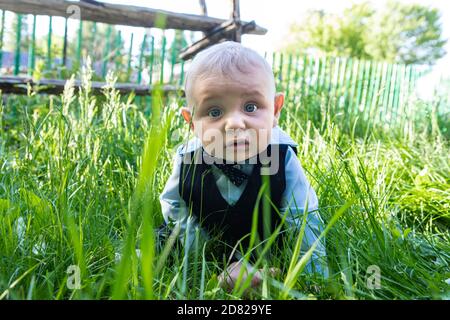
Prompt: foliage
<box><xmin>285</xmin><ymin>1</ymin><xmax>447</xmax><ymax>65</ymax></box>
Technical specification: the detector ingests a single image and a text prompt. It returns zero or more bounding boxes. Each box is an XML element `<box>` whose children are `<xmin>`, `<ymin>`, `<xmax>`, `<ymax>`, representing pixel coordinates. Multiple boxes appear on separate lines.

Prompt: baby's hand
<box><xmin>218</xmin><ymin>261</ymin><xmax>279</xmax><ymax>293</ymax></box>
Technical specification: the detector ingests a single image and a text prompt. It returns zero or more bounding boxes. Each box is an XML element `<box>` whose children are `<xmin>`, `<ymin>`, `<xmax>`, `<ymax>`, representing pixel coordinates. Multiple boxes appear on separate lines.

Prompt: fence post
<box><xmin>178</xmin><ymin>59</ymin><xmax>185</xmax><ymax>87</ymax></box>
<box><xmin>300</xmin><ymin>55</ymin><xmax>308</xmax><ymax>100</ymax></box>
<box><xmin>355</xmin><ymin>59</ymin><xmax>366</xmax><ymax>116</ymax></box>
<box><xmin>278</xmin><ymin>52</ymin><xmax>284</xmax><ymax>85</ymax></box>
<box><xmin>331</xmin><ymin>57</ymin><xmax>341</xmax><ymax>110</ymax></box>
<box><xmin>380</xmin><ymin>63</ymin><xmax>393</xmax><ymax>126</ymax></box>
<box><xmin>325</xmin><ymin>57</ymin><xmax>333</xmax><ymax>96</ymax></box>
<box><xmin>14</xmin><ymin>14</ymin><xmax>22</xmax><ymax>76</ymax></box>
<box><xmin>271</xmin><ymin>51</ymin><xmax>276</xmax><ymax>79</ymax></box>
<box><xmin>169</xmin><ymin>36</ymin><xmax>177</xmax><ymax>84</ymax></box>
<box><xmin>77</xmin><ymin>20</ymin><xmax>83</xmax><ymax>67</ymax></box>
<box><xmin>0</xmin><ymin>10</ymin><xmax>5</xmax><ymax>70</ymax></box>
<box><xmin>138</xmin><ymin>33</ymin><xmax>147</xmax><ymax>84</ymax></box>
<box><xmin>362</xmin><ymin>60</ymin><xmax>374</xmax><ymax>123</ymax></box>
<box><xmin>367</xmin><ymin>62</ymin><xmax>382</xmax><ymax>127</ymax></box>
<box><xmin>291</xmin><ymin>54</ymin><xmax>300</xmax><ymax>108</ymax></box>
<box><xmin>314</xmin><ymin>56</ymin><xmax>322</xmax><ymax>93</ymax></box>
<box><xmin>336</xmin><ymin>57</ymin><xmax>348</xmax><ymax>110</ymax></box>
<box><xmin>392</xmin><ymin>64</ymin><xmax>405</xmax><ymax>125</ymax></box>
<box><xmin>160</xmin><ymin>34</ymin><xmax>166</xmax><ymax>84</ymax></box>
<box><xmin>342</xmin><ymin>58</ymin><xmax>353</xmax><ymax>130</ymax></box>
<box><xmin>62</xmin><ymin>18</ymin><xmax>68</xmax><ymax>67</ymax></box>
<box><xmin>348</xmin><ymin>58</ymin><xmax>360</xmax><ymax>123</ymax></box>
<box><xmin>399</xmin><ymin>65</ymin><xmax>412</xmax><ymax>130</ymax></box>
<box><xmin>91</xmin><ymin>23</ymin><xmax>97</xmax><ymax>55</ymax></box>
<box><xmin>114</xmin><ymin>30</ymin><xmax>122</xmax><ymax>72</ymax></box>
<box><xmin>127</xmin><ymin>33</ymin><xmax>134</xmax><ymax>81</ymax></box>
<box><xmin>318</xmin><ymin>55</ymin><xmax>327</xmax><ymax>92</ymax></box>
<box><xmin>28</xmin><ymin>15</ymin><xmax>37</xmax><ymax>76</ymax></box>
<box><xmin>285</xmin><ymin>53</ymin><xmax>293</xmax><ymax>103</ymax></box>
<box><xmin>47</xmin><ymin>16</ymin><xmax>53</xmax><ymax>70</ymax></box>
<box><xmin>311</xmin><ymin>54</ymin><xmax>320</xmax><ymax>95</ymax></box>
<box><xmin>148</xmin><ymin>35</ymin><xmax>155</xmax><ymax>85</ymax></box>
<box><xmin>386</xmin><ymin>63</ymin><xmax>398</xmax><ymax>127</ymax></box>
<box><xmin>102</xmin><ymin>25</ymin><xmax>112</xmax><ymax>78</ymax></box>
<box><xmin>406</xmin><ymin>66</ymin><xmax>418</xmax><ymax>130</ymax></box>
<box><xmin>376</xmin><ymin>62</ymin><xmax>387</xmax><ymax>126</ymax></box>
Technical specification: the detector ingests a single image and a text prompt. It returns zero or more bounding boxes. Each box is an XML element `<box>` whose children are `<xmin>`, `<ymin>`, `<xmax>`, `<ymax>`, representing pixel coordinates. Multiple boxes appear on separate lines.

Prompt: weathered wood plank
<box><xmin>231</xmin><ymin>0</ymin><xmax>240</xmax><ymax>20</ymax></box>
<box><xmin>198</xmin><ymin>0</ymin><xmax>209</xmax><ymax>37</ymax></box>
<box><xmin>179</xmin><ymin>20</ymin><xmax>256</xmax><ymax>60</ymax></box>
<box><xmin>0</xmin><ymin>76</ymin><xmax>184</xmax><ymax>96</ymax></box>
<box><xmin>199</xmin><ymin>0</ymin><xmax>208</xmax><ymax>16</ymax></box>
<box><xmin>0</xmin><ymin>0</ymin><xmax>267</xmax><ymax>34</ymax></box>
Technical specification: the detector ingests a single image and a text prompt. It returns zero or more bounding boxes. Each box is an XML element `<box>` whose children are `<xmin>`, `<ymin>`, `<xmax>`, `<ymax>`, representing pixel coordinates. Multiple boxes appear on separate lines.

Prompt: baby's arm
<box><xmin>281</xmin><ymin>146</ymin><xmax>329</xmax><ymax>277</ymax></box>
<box><xmin>159</xmin><ymin>149</ymin><xmax>200</xmax><ymax>250</ymax></box>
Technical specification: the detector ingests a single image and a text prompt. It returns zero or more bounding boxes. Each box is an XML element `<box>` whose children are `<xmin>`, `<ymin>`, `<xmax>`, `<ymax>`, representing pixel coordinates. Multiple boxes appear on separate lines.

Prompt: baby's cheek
<box><xmin>257</xmin><ymin>134</ymin><xmax>270</xmax><ymax>153</ymax></box>
<box><xmin>252</xmin><ymin>126</ymin><xmax>271</xmax><ymax>150</ymax></box>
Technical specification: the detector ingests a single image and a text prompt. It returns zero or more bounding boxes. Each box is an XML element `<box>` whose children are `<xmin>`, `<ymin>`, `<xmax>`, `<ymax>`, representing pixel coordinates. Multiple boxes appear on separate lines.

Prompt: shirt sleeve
<box><xmin>159</xmin><ymin>148</ymin><xmax>202</xmax><ymax>250</ymax></box>
<box><xmin>280</xmin><ymin>146</ymin><xmax>329</xmax><ymax>278</ymax></box>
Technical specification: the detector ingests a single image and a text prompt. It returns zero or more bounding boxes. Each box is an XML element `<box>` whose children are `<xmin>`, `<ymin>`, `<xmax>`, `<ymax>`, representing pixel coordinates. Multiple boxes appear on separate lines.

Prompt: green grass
<box><xmin>0</xmin><ymin>66</ymin><xmax>449</xmax><ymax>300</ymax></box>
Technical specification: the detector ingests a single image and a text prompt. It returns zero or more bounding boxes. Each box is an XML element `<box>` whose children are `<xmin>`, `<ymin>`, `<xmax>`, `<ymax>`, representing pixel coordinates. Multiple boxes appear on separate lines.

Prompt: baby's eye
<box><xmin>208</xmin><ymin>108</ymin><xmax>222</xmax><ymax>118</ymax></box>
<box><xmin>244</xmin><ymin>103</ymin><xmax>258</xmax><ymax>113</ymax></box>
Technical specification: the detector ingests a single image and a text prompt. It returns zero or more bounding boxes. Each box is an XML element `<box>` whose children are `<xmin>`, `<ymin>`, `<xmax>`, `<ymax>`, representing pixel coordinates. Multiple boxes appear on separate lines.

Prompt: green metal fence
<box><xmin>0</xmin><ymin>10</ymin><xmax>438</xmax><ymax>131</ymax></box>
<box><xmin>271</xmin><ymin>52</ymin><xmax>428</xmax><ymax>129</ymax></box>
<box><xmin>0</xmin><ymin>11</ymin><xmax>187</xmax><ymax>86</ymax></box>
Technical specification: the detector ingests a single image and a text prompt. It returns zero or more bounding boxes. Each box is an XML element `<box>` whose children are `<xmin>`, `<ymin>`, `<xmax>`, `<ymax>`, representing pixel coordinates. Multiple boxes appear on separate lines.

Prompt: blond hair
<box><xmin>184</xmin><ymin>41</ymin><xmax>275</xmax><ymax>108</ymax></box>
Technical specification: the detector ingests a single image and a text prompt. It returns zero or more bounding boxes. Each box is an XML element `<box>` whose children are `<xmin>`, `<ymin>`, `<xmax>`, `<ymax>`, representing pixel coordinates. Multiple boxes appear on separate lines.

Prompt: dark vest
<box><xmin>179</xmin><ymin>144</ymin><xmax>297</xmax><ymax>259</ymax></box>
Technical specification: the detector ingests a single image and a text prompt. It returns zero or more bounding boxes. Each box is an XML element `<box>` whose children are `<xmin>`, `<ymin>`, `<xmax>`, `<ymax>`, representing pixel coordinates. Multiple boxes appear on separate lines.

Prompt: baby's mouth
<box><xmin>226</xmin><ymin>140</ymin><xmax>249</xmax><ymax>149</ymax></box>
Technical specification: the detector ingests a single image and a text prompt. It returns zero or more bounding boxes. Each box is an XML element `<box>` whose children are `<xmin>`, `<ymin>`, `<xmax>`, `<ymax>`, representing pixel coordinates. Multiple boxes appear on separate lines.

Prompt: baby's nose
<box><xmin>224</xmin><ymin>112</ymin><xmax>246</xmax><ymax>131</ymax></box>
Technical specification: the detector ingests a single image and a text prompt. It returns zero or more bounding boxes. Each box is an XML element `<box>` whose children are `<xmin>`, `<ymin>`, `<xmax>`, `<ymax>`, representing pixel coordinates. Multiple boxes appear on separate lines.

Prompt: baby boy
<box><xmin>159</xmin><ymin>41</ymin><xmax>328</xmax><ymax>290</ymax></box>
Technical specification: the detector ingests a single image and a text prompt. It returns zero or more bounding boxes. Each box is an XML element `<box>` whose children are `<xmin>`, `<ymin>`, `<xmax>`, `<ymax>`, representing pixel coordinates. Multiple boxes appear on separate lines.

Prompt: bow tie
<box><xmin>213</xmin><ymin>163</ymin><xmax>249</xmax><ymax>187</ymax></box>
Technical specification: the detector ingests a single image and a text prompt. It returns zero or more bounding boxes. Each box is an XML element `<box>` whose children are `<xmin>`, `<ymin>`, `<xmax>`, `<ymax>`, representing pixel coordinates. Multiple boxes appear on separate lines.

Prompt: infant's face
<box><xmin>190</xmin><ymin>67</ymin><xmax>275</xmax><ymax>162</ymax></box>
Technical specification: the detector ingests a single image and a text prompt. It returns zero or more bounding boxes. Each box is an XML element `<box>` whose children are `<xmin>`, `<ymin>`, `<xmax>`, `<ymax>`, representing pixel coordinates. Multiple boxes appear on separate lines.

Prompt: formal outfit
<box><xmin>159</xmin><ymin>126</ymin><xmax>328</xmax><ymax>276</ymax></box>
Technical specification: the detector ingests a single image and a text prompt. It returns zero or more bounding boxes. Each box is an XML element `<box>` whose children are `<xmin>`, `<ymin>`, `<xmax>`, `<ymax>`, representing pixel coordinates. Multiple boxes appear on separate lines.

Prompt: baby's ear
<box><xmin>273</xmin><ymin>93</ymin><xmax>285</xmax><ymax>127</ymax></box>
<box><xmin>181</xmin><ymin>107</ymin><xmax>194</xmax><ymax>130</ymax></box>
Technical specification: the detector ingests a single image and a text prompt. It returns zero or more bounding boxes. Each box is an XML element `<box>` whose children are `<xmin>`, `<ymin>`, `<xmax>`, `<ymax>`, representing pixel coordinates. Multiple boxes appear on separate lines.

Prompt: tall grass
<box><xmin>0</xmin><ymin>64</ymin><xmax>449</xmax><ymax>299</ymax></box>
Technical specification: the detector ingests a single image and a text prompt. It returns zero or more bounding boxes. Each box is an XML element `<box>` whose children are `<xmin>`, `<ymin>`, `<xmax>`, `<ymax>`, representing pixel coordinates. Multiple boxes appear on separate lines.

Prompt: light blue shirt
<box><xmin>159</xmin><ymin>126</ymin><xmax>328</xmax><ymax>276</ymax></box>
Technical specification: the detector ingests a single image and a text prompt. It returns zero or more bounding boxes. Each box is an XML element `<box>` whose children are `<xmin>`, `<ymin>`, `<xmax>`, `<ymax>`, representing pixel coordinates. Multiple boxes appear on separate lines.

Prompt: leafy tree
<box><xmin>284</xmin><ymin>1</ymin><xmax>447</xmax><ymax>65</ymax></box>
<box><xmin>369</xmin><ymin>1</ymin><xmax>447</xmax><ymax>65</ymax></box>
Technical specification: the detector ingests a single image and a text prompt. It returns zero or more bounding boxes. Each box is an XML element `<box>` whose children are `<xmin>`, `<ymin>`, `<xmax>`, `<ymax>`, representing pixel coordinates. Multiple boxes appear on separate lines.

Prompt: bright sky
<box><xmin>23</xmin><ymin>1</ymin><xmax>450</xmax><ymax>62</ymax></box>
<box><xmin>99</xmin><ymin>0</ymin><xmax>450</xmax><ymax>56</ymax></box>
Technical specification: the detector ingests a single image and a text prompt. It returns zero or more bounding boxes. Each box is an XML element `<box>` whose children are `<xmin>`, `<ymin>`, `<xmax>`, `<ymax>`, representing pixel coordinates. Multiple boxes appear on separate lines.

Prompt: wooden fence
<box><xmin>0</xmin><ymin>0</ymin><xmax>266</xmax><ymax>94</ymax></box>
